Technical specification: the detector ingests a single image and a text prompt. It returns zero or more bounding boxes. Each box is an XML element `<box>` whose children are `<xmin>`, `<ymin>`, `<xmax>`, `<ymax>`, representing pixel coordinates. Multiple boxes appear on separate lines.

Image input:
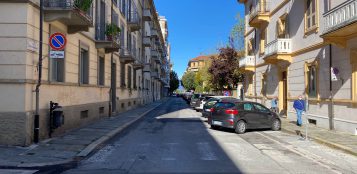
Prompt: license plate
<box><xmin>205</xmin><ymin>109</ymin><xmax>211</xmax><ymax>112</ymax></box>
<box><xmin>212</xmin><ymin>121</ymin><xmax>222</xmax><ymax>126</ymax></box>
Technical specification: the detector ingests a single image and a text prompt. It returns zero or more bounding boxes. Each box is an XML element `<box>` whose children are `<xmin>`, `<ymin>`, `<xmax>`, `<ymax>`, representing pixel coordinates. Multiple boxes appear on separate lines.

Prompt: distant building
<box><xmin>186</xmin><ymin>55</ymin><xmax>216</xmax><ymax>73</ymax></box>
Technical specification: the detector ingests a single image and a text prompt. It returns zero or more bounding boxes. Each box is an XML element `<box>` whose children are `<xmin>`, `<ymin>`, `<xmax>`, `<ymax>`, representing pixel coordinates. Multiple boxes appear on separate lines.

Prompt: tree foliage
<box><xmin>169</xmin><ymin>71</ymin><xmax>179</xmax><ymax>93</ymax></box>
<box><xmin>230</xmin><ymin>13</ymin><xmax>245</xmax><ymax>51</ymax></box>
<box><xmin>195</xmin><ymin>60</ymin><xmax>213</xmax><ymax>93</ymax></box>
<box><xmin>208</xmin><ymin>46</ymin><xmax>244</xmax><ymax>91</ymax></box>
<box><xmin>181</xmin><ymin>71</ymin><xmax>196</xmax><ymax>91</ymax></box>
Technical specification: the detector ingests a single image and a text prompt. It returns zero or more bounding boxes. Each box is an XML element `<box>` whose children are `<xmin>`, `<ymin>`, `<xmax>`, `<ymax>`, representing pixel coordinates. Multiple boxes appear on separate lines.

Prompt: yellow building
<box><xmin>0</xmin><ymin>0</ymin><xmax>169</xmax><ymax>146</ymax></box>
<box><xmin>186</xmin><ymin>55</ymin><xmax>214</xmax><ymax>73</ymax></box>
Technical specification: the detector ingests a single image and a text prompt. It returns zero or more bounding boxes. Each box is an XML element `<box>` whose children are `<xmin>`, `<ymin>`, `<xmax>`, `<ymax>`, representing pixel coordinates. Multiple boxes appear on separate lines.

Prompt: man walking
<box><xmin>271</xmin><ymin>96</ymin><xmax>278</xmax><ymax>114</ymax></box>
<box><xmin>293</xmin><ymin>95</ymin><xmax>305</xmax><ymax>126</ymax></box>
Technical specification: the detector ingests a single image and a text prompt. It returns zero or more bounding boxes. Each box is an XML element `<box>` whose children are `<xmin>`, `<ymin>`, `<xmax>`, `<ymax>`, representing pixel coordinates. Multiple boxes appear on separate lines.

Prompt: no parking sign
<box><xmin>49</xmin><ymin>33</ymin><xmax>66</xmax><ymax>51</ymax></box>
<box><xmin>49</xmin><ymin>33</ymin><xmax>66</xmax><ymax>58</ymax></box>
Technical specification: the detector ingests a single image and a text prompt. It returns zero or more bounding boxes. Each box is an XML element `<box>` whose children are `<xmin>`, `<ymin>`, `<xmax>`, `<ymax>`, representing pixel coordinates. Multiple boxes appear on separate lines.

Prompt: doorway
<box><xmin>279</xmin><ymin>71</ymin><xmax>288</xmax><ymax>116</ymax></box>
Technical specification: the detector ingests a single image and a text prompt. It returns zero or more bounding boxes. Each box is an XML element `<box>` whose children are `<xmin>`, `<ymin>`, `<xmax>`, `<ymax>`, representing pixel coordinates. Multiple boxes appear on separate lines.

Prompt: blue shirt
<box><xmin>293</xmin><ymin>99</ymin><xmax>305</xmax><ymax>111</ymax></box>
<box><xmin>271</xmin><ymin>99</ymin><xmax>277</xmax><ymax>108</ymax></box>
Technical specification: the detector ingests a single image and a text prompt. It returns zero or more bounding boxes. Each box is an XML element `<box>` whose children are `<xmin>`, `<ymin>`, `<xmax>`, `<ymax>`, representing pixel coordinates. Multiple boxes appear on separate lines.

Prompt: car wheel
<box><xmin>235</xmin><ymin>120</ymin><xmax>246</xmax><ymax>134</ymax></box>
<box><xmin>271</xmin><ymin>119</ymin><xmax>281</xmax><ymax>131</ymax></box>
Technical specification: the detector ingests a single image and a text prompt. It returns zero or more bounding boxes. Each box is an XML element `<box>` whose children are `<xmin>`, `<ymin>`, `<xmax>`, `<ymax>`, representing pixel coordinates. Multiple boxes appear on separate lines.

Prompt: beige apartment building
<box><xmin>0</xmin><ymin>0</ymin><xmax>170</xmax><ymax>146</ymax></box>
<box><xmin>238</xmin><ymin>0</ymin><xmax>357</xmax><ymax>134</ymax></box>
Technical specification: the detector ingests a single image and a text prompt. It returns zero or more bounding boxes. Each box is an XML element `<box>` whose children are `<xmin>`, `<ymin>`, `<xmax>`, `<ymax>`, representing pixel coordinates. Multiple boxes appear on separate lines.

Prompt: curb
<box><xmin>0</xmin><ymin>101</ymin><xmax>165</xmax><ymax>168</ymax></box>
<box><xmin>281</xmin><ymin>127</ymin><xmax>357</xmax><ymax>157</ymax></box>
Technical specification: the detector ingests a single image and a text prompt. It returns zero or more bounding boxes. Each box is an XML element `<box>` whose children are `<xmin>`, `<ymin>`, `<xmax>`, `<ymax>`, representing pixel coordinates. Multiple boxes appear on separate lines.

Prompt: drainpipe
<box><xmin>329</xmin><ymin>44</ymin><xmax>334</xmax><ymax>130</ymax></box>
<box><xmin>34</xmin><ymin>0</ymin><xmax>43</xmax><ymax>144</ymax></box>
<box><xmin>254</xmin><ymin>28</ymin><xmax>257</xmax><ymax>102</ymax></box>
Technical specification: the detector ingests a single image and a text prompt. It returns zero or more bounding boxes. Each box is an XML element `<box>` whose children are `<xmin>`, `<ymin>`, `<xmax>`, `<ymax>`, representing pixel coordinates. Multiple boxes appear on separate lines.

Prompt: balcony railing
<box><xmin>143</xmin><ymin>63</ymin><xmax>151</xmax><ymax>72</ymax></box>
<box><xmin>323</xmin><ymin>0</ymin><xmax>357</xmax><ymax>34</ymax></box>
<box><xmin>44</xmin><ymin>0</ymin><xmax>93</xmax><ymax>33</ymax></box>
<box><xmin>127</xmin><ymin>10</ymin><xmax>141</xmax><ymax>31</ymax></box>
<box><xmin>120</xmin><ymin>46</ymin><xmax>135</xmax><ymax>63</ymax></box>
<box><xmin>249</xmin><ymin>1</ymin><xmax>270</xmax><ymax>21</ymax></box>
<box><xmin>143</xmin><ymin>8</ymin><xmax>152</xmax><ymax>21</ymax></box>
<box><xmin>264</xmin><ymin>39</ymin><xmax>292</xmax><ymax>58</ymax></box>
<box><xmin>151</xmin><ymin>29</ymin><xmax>158</xmax><ymax>38</ymax></box>
<box><xmin>143</xmin><ymin>36</ymin><xmax>151</xmax><ymax>47</ymax></box>
<box><xmin>95</xmin><ymin>23</ymin><xmax>120</xmax><ymax>53</ymax></box>
<box><xmin>239</xmin><ymin>56</ymin><xmax>255</xmax><ymax>67</ymax></box>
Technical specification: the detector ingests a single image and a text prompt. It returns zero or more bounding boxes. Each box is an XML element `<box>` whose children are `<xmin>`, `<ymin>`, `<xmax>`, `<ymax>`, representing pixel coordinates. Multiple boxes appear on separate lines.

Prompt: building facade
<box><xmin>186</xmin><ymin>55</ymin><xmax>213</xmax><ymax>73</ymax></box>
<box><xmin>0</xmin><ymin>0</ymin><xmax>170</xmax><ymax>146</ymax></box>
<box><xmin>238</xmin><ymin>0</ymin><xmax>357</xmax><ymax>135</ymax></box>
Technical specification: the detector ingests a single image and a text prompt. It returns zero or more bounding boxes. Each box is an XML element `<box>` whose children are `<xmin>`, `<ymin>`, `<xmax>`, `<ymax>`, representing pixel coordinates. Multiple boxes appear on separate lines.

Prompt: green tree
<box><xmin>181</xmin><ymin>71</ymin><xmax>196</xmax><ymax>91</ymax></box>
<box><xmin>230</xmin><ymin>13</ymin><xmax>245</xmax><ymax>51</ymax></box>
<box><xmin>169</xmin><ymin>71</ymin><xmax>179</xmax><ymax>93</ymax></box>
<box><xmin>195</xmin><ymin>60</ymin><xmax>213</xmax><ymax>93</ymax></box>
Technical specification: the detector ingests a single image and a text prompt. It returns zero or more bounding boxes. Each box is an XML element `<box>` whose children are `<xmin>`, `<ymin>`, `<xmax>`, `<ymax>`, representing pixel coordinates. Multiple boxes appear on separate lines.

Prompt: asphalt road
<box><xmin>62</xmin><ymin>97</ymin><xmax>357</xmax><ymax>174</ymax></box>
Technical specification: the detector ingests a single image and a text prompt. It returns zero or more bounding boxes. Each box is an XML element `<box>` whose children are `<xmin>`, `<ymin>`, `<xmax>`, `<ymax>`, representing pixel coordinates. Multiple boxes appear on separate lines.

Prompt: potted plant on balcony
<box><xmin>74</xmin><ymin>0</ymin><xmax>93</xmax><ymax>12</ymax></box>
<box><xmin>105</xmin><ymin>23</ymin><xmax>121</xmax><ymax>41</ymax></box>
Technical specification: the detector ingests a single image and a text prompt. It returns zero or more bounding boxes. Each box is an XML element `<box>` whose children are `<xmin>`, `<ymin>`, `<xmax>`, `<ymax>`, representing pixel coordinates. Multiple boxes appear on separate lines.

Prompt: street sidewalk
<box><xmin>0</xmin><ymin>99</ymin><xmax>165</xmax><ymax>168</ymax></box>
<box><xmin>281</xmin><ymin>117</ymin><xmax>357</xmax><ymax>156</ymax></box>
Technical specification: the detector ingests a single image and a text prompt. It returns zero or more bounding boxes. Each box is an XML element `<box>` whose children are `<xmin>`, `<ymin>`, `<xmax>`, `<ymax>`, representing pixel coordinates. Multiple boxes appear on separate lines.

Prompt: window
<box><xmin>277</xmin><ymin>14</ymin><xmax>288</xmax><ymax>38</ymax></box>
<box><xmin>243</xmin><ymin>103</ymin><xmax>253</xmax><ymax>111</ymax></box>
<box><xmin>51</xmin><ymin>57</ymin><xmax>64</xmax><ymax>82</ymax></box>
<box><xmin>260</xmin><ymin>29</ymin><xmax>266</xmax><ymax>55</ymax></box>
<box><xmin>307</xmin><ymin>64</ymin><xmax>317</xmax><ymax>97</ymax></box>
<box><xmin>305</xmin><ymin>0</ymin><xmax>317</xmax><ymax>31</ymax></box>
<box><xmin>98</xmin><ymin>56</ymin><xmax>105</xmax><ymax>86</ymax></box>
<box><xmin>128</xmin><ymin>66</ymin><xmax>132</xmax><ymax>88</ymax></box>
<box><xmin>80</xmin><ymin>48</ymin><xmax>89</xmax><ymax>84</ymax></box>
<box><xmin>120</xmin><ymin>62</ymin><xmax>125</xmax><ymax>87</ymax></box>
<box><xmin>253</xmin><ymin>103</ymin><xmax>270</xmax><ymax>112</ymax></box>
<box><xmin>261</xmin><ymin>74</ymin><xmax>267</xmax><ymax>96</ymax></box>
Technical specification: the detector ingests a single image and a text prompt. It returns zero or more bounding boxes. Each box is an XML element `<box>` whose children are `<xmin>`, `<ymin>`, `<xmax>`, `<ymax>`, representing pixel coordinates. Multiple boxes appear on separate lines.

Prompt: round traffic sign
<box><xmin>49</xmin><ymin>33</ymin><xmax>67</xmax><ymax>51</ymax></box>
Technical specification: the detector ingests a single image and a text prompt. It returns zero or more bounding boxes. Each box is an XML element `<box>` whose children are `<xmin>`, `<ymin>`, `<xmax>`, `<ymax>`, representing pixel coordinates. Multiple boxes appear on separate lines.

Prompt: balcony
<box><xmin>151</xmin><ymin>71</ymin><xmax>159</xmax><ymax>79</ymax></box>
<box><xmin>239</xmin><ymin>56</ymin><xmax>255</xmax><ymax>72</ymax></box>
<box><xmin>132</xmin><ymin>62</ymin><xmax>144</xmax><ymax>70</ymax></box>
<box><xmin>143</xmin><ymin>9</ymin><xmax>152</xmax><ymax>21</ymax></box>
<box><xmin>249</xmin><ymin>1</ymin><xmax>270</xmax><ymax>28</ymax></box>
<box><xmin>143</xmin><ymin>36</ymin><xmax>151</xmax><ymax>47</ymax></box>
<box><xmin>151</xmin><ymin>49</ymin><xmax>159</xmax><ymax>58</ymax></box>
<box><xmin>43</xmin><ymin>0</ymin><xmax>93</xmax><ymax>33</ymax></box>
<box><xmin>127</xmin><ymin>11</ymin><xmax>141</xmax><ymax>32</ymax></box>
<box><xmin>143</xmin><ymin>63</ymin><xmax>151</xmax><ymax>72</ymax></box>
<box><xmin>263</xmin><ymin>39</ymin><xmax>292</xmax><ymax>64</ymax></box>
<box><xmin>95</xmin><ymin>24</ymin><xmax>120</xmax><ymax>53</ymax></box>
<box><xmin>120</xmin><ymin>46</ymin><xmax>135</xmax><ymax>64</ymax></box>
<box><xmin>321</xmin><ymin>0</ymin><xmax>357</xmax><ymax>47</ymax></box>
<box><xmin>151</xmin><ymin>29</ymin><xmax>158</xmax><ymax>38</ymax></box>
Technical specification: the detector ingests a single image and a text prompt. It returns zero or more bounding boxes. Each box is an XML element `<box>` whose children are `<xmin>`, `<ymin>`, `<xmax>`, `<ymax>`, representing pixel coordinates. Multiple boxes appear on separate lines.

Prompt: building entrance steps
<box><xmin>0</xmin><ymin>99</ymin><xmax>166</xmax><ymax>168</ymax></box>
<box><xmin>280</xmin><ymin>117</ymin><xmax>357</xmax><ymax>157</ymax></box>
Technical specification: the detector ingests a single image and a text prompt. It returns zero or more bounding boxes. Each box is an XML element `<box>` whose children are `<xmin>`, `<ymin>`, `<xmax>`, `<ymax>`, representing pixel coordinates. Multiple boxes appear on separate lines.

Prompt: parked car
<box><xmin>201</xmin><ymin>96</ymin><xmax>237</xmax><ymax>118</ymax></box>
<box><xmin>190</xmin><ymin>94</ymin><xmax>212</xmax><ymax>108</ymax></box>
<box><xmin>207</xmin><ymin>101</ymin><xmax>281</xmax><ymax>134</ymax></box>
<box><xmin>193</xmin><ymin>95</ymin><xmax>214</xmax><ymax>111</ymax></box>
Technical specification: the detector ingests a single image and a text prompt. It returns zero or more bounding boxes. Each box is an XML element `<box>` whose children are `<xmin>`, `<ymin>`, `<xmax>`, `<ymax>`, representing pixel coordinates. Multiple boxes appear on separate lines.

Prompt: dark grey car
<box><xmin>207</xmin><ymin>101</ymin><xmax>281</xmax><ymax>134</ymax></box>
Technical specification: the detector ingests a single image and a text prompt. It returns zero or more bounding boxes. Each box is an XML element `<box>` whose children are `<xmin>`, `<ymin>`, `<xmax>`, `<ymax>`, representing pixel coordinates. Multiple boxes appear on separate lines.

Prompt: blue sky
<box><xmin>154</xmin><ymin>0</ymin><xmax>244</xmax><ymax>78</ymax></box>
